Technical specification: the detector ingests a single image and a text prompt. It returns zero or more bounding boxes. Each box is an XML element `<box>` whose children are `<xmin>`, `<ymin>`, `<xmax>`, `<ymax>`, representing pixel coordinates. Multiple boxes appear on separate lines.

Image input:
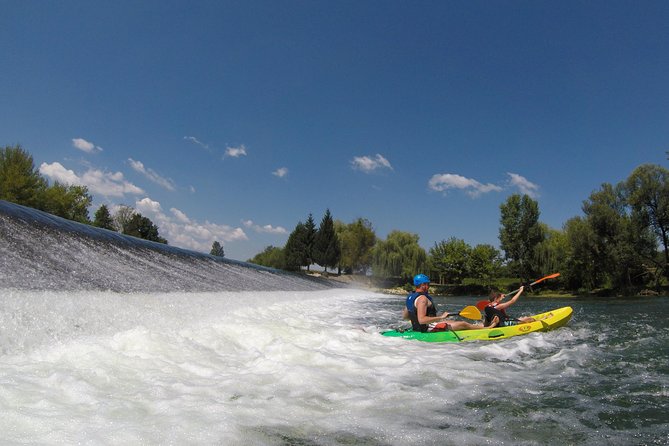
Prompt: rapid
<box><xmin>1</xmin><ymin>201</ymin><xmax>667</xmax><ymax>445</ymax></box>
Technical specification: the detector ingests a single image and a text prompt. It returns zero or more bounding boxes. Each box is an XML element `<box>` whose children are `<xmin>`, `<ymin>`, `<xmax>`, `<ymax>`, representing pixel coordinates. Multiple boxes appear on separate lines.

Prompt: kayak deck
<box><xmin>382</xmin><ymin>306</ymin><xmax>573</xmax><ymax>343</ymax></box>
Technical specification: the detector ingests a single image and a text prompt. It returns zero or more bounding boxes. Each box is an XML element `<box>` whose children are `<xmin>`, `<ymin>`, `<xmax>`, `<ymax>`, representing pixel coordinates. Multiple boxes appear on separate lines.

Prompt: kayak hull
<box><xmin>382</xmin><ymin>306</ymin><xmax>573</xmax><ymax>342</ymax></box>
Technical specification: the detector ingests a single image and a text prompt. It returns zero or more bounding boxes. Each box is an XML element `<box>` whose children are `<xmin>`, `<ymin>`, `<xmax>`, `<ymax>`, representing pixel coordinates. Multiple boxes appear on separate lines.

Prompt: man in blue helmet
<box><xmin>403</xmin><ymin>274</ymin><xmax>482</xmax><ymax>332</ymax></box>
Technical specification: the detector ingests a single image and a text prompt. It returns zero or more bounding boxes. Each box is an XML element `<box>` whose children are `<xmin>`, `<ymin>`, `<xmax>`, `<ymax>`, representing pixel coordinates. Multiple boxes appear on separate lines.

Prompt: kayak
<box><xmin>382</xmin><ymin>306</ymin><xmax>573</xmax><ymax>343</ymax></box>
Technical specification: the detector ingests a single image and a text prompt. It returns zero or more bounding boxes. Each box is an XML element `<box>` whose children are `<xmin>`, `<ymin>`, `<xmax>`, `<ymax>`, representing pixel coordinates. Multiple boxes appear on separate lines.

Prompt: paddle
<box><xmin>476</xmin><ymin>273</ymin><xmax>561</xmax><ymax>310</ymax></box>
<box><xmin>447</xmin><ymin>305</ymin><xmax>481</xmax><ymax>320</ymax></box>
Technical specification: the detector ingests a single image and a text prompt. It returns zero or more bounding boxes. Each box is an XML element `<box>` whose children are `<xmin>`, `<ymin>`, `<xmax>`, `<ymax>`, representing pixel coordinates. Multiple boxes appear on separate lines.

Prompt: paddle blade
<box><xmin>531</xmin><ymin>272</ymin><xmax>560</xmax><ymax>286</ymax></box>
<box><xmin>475</xmin><ymin>300</ymin><xmax>489</xmax><ymax>311</ymax></box>
<box><xmin>459</xmin><ymin>305</ymin><xmax>482</xmax><ymax>320</ymax></box>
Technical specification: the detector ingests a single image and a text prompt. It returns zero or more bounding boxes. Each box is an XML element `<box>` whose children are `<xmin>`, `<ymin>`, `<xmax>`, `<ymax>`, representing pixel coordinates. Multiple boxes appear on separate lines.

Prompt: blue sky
<box><xmin>2</xmin><ymin>1</ymin><xmax>668</xmax><ymax>261</ymax></box>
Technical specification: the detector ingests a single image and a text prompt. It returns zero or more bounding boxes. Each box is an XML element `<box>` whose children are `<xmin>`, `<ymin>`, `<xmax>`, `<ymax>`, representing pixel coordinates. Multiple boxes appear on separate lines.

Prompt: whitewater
<box><xmin>1</xmin><ymin>201</ymin><xmax>667</xmax><ymax>445</ymax></box>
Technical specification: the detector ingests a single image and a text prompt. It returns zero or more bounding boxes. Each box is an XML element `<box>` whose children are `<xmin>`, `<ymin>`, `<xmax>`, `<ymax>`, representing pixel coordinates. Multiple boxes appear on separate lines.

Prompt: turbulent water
<box><xmin>1</xmin><ymin>201</ymin><xmax>668</xmax><ymax>445</ymax></box>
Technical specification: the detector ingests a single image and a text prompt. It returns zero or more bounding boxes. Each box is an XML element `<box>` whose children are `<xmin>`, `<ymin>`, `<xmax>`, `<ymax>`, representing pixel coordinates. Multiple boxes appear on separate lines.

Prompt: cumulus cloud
<box><xmin>128</xmin><ymin>158</ymin><xmax>176</xmax><ymax>191</ymax></box>
<box><xmin>507</xmin><ymin>172</ymin><xmax>540</xmax><ymax>197</ymax></box>
<box><xmin>39</xmin><ymin>162</ymin><xmax>144</xmax><ymax>197</ymax></box>
<box><xmin>351</xmin><ymin>154</ymin><xmax>393</xmax><ymax>173</ymax></box>
<box><xmin>134</xmin><ymin>198</ymin><xmax>248</xmax><ymax>252</ymax></box>
<box><xmin>272</xmin><ymin>167</ymin><xmax>288</xmax><ymax>178</ymax></box>
<box><xmin>428</xmin><ymin>173</ymin><xmax>502</xmax><ymax>197</ymax></box>
<box><xmin>243</xmin><ymin>219</ymin><xmax>288</xmax><ymax>234</ymax></box>
<box><xmin>72</xmin><ymin>138</ymin><xmax>103</xmax><ymax>153</ymax></box>
<box><xmin>224</xmin><ymin>144</ymin><xmax>247</xmax><ymax>158</ymax></box>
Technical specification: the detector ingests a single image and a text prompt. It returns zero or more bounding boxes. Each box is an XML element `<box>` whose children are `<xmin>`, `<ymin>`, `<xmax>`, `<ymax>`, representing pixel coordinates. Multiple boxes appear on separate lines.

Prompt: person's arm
<box><xmin>415</xmin><ymin>296</ymin><xmax>448</xmax><ymax>325</ymax></box>
<box><xmin>402</xmin><ymin>308</ymin><xmax>410</xmax><ymax>320</ymax></box>
<box><xmin>496</xmin><ymin>286</ymin><xmax>524</xmax><ymax>311</ymax></box>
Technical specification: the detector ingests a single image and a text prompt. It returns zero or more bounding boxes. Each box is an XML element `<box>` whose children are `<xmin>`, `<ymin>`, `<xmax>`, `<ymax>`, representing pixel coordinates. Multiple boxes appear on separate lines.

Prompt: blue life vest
<box><xmin>406</xmin><ymin>292</ymin><xmax>437</xmax><ymax>332</ymax></box>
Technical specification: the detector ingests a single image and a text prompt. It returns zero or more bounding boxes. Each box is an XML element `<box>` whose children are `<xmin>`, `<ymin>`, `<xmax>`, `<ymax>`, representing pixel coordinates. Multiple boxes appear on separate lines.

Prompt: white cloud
<box><xmin>351</xmin><ymin>154</ymin><xmax>393</xmax><ymax>173</ymax></box>
<box><xmin>128</xmin><ymin>158</ymin><xmax>176</xmax><ymax>191</ymax></box>
<box><xmin>38</xmin><ymin>162</ymin><xmax>80</xmax><ymax>184</ymax></box>
<box><xmin>243</xmin><ymin>219</ymin><xmax>288</xmax><ymax>234</ymax></box>
<box><xmin>72</xmin><ymin>138</ymin><xmax>103</xmax><ymax>153</ymax></box>
<box><xmin>135</xmin><ymin>198</ymin><xmax>248</xmax><ymax>252</ymax></box>
<box><xmin>224</xmin><ymin>144</ymin><xmax>247</xmax><ymax>158</ymax></box>
<box><xmin>272</xmin><ymin>167</ymin><xmax>288</xmax><ymax>178</ymax></box>
<box><xmin>507</xmin><ymin>172</ymin><xmax>540</xmax><ymax>197</ymax></box>
<box><xmin>39</xmin><ymin>162</ymin><xmax>144</xmax><ymax>197</ymax></box>
<box><xmin>184</xmin><ymin>136</ymin><xmax>210</xmax><ymax>151</ymax></box>
<box><xmin>428</xmin><ymin>173</ymin><xmax>502</xmax><ymax>197</ymax></box>
<box><xmin>170</xmin><ymin>207</ymin><xmax>191</xmax><ymax>224</ymax></box>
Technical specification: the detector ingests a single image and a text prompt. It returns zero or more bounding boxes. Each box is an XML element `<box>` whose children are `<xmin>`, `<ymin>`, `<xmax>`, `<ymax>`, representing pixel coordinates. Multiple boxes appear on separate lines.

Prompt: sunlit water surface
<box><xmin>1</xmin><ymin>290</ymin><xmax>666</xmax><ymax>445</ymax></box>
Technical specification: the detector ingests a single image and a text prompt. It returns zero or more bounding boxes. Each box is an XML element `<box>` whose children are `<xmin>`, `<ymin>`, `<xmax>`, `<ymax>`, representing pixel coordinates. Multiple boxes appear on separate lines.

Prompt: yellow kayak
<box><xmin>382</xmin><ymin>306</ymin><xmax>573</xmax><ymax>342</ymax></box>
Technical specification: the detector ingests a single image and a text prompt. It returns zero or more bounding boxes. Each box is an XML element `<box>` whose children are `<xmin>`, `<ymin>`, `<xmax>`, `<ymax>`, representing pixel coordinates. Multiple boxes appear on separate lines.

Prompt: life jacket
<box><xmin>484</xmin><ymin>303</ymin><xmax>509</xmax><ymax>326</ymax></box>
<box><xmin>406</xmin><ymin>292</ymin><xmax>437</xmax><ymax>332</ymax></box>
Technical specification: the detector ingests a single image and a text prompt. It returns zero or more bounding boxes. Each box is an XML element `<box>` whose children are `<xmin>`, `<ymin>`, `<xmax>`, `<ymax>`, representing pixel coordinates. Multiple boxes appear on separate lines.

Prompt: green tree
<box><xmin>41</xmin><ymin>182</ymin><xmax>92</xmax><ymax>223</ymax></box>
<box><xmin>563</xmin><ymin>216</ymin><xmax>599</xmax><ymax>291</ymax></box>
<box><xmin>123</xmin><ymin>213</ymin><xmax>168</xmax><ymax>244</ymax></box>
<box><xmin>210</xmin><ymin>240</ymin><xmax>225</xmax><ymax>257</ymax></box>
<box><xmin>371</xmin><ymin>230</ymin><xmax>427</xmax><ymax>279</ymax></box>
<box><xmin>468</xmin><ymin>244</ymin><xmax>502</xmax><ymax>286</ymax></box>
<box><xmin>284</xmin><ymin>221</ymin><xmax>310</xmax><ymax>271</ymax></box>
<box><xmin>499</xmin><ymin>194</ymin><xmax>544</xmax><ymax>282</ymax></box>
<box><xmin>304</xmin><ymin>213</ymin><xmax>317</xmax><ymax>270</ymax></box>
<box><xmin>625</xmin><ymin>164</ymin><xmax>669</xmax><ymax>279</ymax></box>
<box><xmin>113</xmin><ymin>205</ymin><xmax>135</xmax><ymax>233</ymax></box>
<box><xmin>313</xmin><ymin>209</ymin><xmax>341</xmax><ymax>272</ymax></box>
<box><xmin>0</xmin><ymin>144</ymin><xmax>47</xmax><ymax>208</ymax></box>
<box><xmin>249</xmin><ymin>245</ymin><xmax>286</xmax><ymax>269</ymax></box>
<box><xmin>335</xmin><ymin>218</ymin><xmax>376</xmax><ymax>274</ymax></box>
<box><xmin>582</xmin><ymin>182</ymin><xmax>652</xmax><ymax>290</ymax></box>
<box><xmin>93</xmin><ymin>204</ymin><xmax>115</xmax><ymax>230</ymax></box>
<box><xmin>428</xmin><ymin>237</ymin><xmax>471</xmax><ymax>284</ymax></box>
<box><xmin>533</xmin><ymin>224</ymin><xmax>568</xmax><ymax>277</ymax></box>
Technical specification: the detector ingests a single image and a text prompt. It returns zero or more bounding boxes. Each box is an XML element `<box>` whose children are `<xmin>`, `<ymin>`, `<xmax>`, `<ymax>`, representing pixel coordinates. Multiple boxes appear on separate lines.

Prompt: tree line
<box><xmin>250</xmin><ymin>165</ymin><xmax>669</xmax><ymax>295</ymax></box>
<box><xmin>3</xmin><ymin>143</ymin><xmax>668</xmax><ymax>293</ymax></box>
<box><xmin>0</xmin><ymin>144</ymin><xmax>227</xmax><ymax>254</ymax></box>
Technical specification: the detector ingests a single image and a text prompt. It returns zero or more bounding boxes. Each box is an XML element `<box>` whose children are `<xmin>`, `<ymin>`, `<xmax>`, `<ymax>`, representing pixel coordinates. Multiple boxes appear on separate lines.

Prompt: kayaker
<box><xmin>403</xmin><ymin>274</ymin><xmax>482</xmax><ymax>332</ymax></box>
<box><xmin>484</xmin><ymin>286</ymin><xmax>536</xmax><ymax>327</ymax></box>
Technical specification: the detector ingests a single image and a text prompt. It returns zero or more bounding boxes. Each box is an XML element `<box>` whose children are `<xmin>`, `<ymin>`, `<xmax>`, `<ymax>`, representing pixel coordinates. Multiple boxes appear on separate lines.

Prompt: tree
<box><xmin>371</xmin><ymin>230</ymin><xmax>427</xmax><ymax>279</ymax></box>
<box><xmin>210</xmin><ymin>240</ymin><xmax>225</xmax><ymax>257</ymax></box>
<box><xmin>499</xmin><ymin>194</ymin><xmax>544</xmax><ymax>282</ymax></box>
<box><xmin>93</xmin><ymin>204</ymin><xmax>115</xmax><ymax>230</ymax></box>
<box><xmin>113</xmin><ymin>205</ymin><xmax>135</xmax><ymax>233</ymax></box>
<box><xmin>428</xmin><ymin>237</ymin><xmax>471</xmax><ymax>284</ymax></box>
<box><xmin>533</xmin><ymin>224</ymin><xmax>568</xmax><ymax>278</ymax></box>
<box><xmin>303</xmin><ymin>213</ymin><xmax>317</xmax><ymax>270</ymax></box>
<box><xmin>0</xmin><ymin>144</ymin><xmax>47</xmax><ymax>208</ymax></box>
<box><xmin>625</xmin><ymin>164</ymin><xmax>669</xmax><ymax>279</ymax></box>
<box><xmin>41</xmin><ymin>182</ymin><xmax>92</xmax><ymax>223</ymax></box>
<box><xmin>563</xmin><ymin>216</ymin><xmax>599</xmax><ymax>291</ymax></box>
<box><xmin>248</xmin><ymin>245</ymin><xmax>286</xmax><ymax>269</ymax></box>
<box><xmin>284</xmin><ymin>221</ymin><xmax>310</xmax><ymax>271</ymax></box>
<box><xmin>123</xmin><ymin>213</ymin><xmax>168</xmax><ymax>244</ymax></box>
<box><xmin>468</xmin><ymin>244</ymin><xmax>502</xmax><ymax>286</ymax></box>
<box><xmin>313</xmin><ymin>209</ymin><xmax>341</xmax><ymax>272</ymax></box>
<box><xmin>336</xmin><ymin>218</ymin><xmax>376</xmax><ymax>274</ymax></box>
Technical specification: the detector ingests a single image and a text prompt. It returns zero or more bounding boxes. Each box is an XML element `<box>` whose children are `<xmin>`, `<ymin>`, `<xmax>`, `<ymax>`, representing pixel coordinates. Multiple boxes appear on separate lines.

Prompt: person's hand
<box><xmin>441</xmin><ymin>312</ymin><xmax>449</xmax><ymax>320</ymax></box>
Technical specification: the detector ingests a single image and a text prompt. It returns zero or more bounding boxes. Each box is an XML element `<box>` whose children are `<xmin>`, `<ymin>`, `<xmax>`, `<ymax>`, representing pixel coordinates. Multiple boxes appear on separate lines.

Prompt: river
<box><xmin>1</xmin><ymin>289</ymin><xmax>666</xmax><ymax>445</ymax></box>
<box><xmin>1</xmin><ymin>201</ymin><xmax>667</xmax><ymax>445</ymax></box>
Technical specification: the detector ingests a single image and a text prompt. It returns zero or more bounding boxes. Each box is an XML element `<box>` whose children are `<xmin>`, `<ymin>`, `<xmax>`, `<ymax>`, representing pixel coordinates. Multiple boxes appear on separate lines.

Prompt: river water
<box><xmin>1</xmin><ymin>289</ymin><xmax>666</xmax><ymax>445</ymax></box>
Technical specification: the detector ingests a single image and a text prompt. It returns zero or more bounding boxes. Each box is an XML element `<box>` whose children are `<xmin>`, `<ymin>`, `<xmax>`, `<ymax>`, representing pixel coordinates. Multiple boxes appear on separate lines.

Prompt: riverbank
<box><xmin>308</xmin><ymin>272</ymin><xmax>668</xmax><ymax>298</ymax></box>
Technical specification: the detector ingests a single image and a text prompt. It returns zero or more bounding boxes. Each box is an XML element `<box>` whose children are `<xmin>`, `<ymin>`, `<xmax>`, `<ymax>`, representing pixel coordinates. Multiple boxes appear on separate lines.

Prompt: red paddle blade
<box><xmin>475</xmin><ymin>300</ymin><xmax>489</xmax><ymax>311</ymax></box>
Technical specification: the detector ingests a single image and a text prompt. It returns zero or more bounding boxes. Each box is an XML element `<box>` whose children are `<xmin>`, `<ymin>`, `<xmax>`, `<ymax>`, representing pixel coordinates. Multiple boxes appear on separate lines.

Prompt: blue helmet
<box><xmin>413</xmin><ymin>274</ymin><xmax>430</xmax><ymax>286</ymax></box>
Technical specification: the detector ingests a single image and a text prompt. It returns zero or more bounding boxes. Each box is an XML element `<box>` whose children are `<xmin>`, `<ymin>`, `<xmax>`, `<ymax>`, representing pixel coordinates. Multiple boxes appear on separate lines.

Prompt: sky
<box><xmin>2</xmin><ymin>1</ymin><xmax>668</xmax><ymax>261</ymax></box>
